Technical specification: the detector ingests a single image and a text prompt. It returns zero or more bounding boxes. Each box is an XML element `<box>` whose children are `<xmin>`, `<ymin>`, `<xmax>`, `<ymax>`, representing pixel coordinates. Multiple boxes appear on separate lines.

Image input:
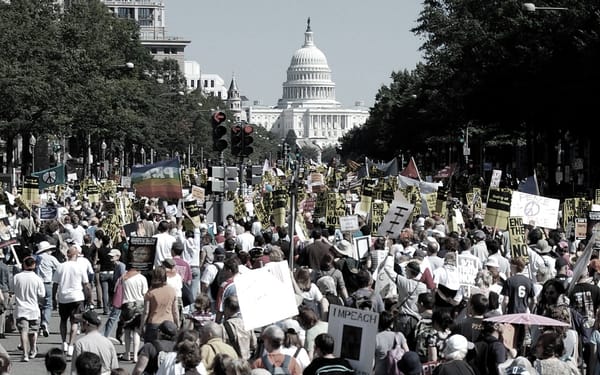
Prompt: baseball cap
<box><xmin>75</xmin><ymin>310</ymin><xmax>101</xmax><ymax>326</ymax></box>
<box><xmin>108</xmin><ymin>249</ymin><xmax>121</xmax><ymax>258</ymax></box>
<box><xmin>443</xmin><ymin>334</ymin><xmax>473</xmax><ymax>356</ymax></box>
<box><xmin>158</xmin><ymin>320</ymin><xmax>178</xmax><ymax>338</ymax></box>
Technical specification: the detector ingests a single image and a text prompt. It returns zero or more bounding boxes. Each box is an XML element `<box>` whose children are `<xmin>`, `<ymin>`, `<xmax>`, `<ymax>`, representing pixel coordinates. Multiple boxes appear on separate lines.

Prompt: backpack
<box><xmin>385</xmin><ymin>332</ymin><xmax>406</xmax><ymax>375</ymax></box>
<box><xmin>262</xmin><ymin>354</ymin><xmax>292</xmax><ymax>375</ymax></box>
<box><xmin>208</xmin><ymin>263</ymin><xmax>225</xmax><ymax>300</ymax></box>
<box><xmin>467</xmin><ymin>340</ymin><xmax>490</xmax><ymax>375</ymax></box>
<box><xmin>414</xmin><ymin>316</ymin><xmax>436</xmax><ymax>362</ymax></box>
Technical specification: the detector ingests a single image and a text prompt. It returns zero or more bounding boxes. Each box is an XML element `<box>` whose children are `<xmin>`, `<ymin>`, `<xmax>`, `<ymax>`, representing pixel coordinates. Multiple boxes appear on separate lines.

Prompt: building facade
<box><xmin>101</xmin><ymin>0</ymin><xmax>189</xmax><ymax>73</ymax></box>
<box><xmin>245</xmin><ymin>20</ymin><xmax>369</xmax><ymax>148</ymax></box>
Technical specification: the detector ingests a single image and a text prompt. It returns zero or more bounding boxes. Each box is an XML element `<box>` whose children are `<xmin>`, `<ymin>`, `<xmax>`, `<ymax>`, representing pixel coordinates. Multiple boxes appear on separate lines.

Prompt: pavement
<box><xmin>2</xmin><ymin>308</ymin><xmax>137</xmax><ymax>374</ymax></box>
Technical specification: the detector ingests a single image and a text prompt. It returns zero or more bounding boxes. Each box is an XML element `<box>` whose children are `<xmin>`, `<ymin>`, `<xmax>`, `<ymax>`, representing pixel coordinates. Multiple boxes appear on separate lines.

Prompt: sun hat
<box><xmin>36</xmin><ymin>241</ymin><xmax>56</xmax><ymax>255</ymax></box>
<box><xmin>333</xmin><ymin>240</ymin><xmax>355</xmax><ymax>258</ymax></box>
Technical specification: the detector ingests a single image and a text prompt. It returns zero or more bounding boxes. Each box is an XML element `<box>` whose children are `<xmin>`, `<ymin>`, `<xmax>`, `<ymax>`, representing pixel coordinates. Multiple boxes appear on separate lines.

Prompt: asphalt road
<box><xmin>3</xmin><ymin>308</ymin><xmax>137</xmax><ymax>374</ymax></box>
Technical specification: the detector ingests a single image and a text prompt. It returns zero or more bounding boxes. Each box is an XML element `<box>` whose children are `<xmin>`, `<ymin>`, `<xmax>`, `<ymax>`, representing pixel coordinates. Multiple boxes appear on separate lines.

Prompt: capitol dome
<box><xmin>277</xmin><ymin>19</ymin><xmax>340</xmax><ymax>109</ymax></box>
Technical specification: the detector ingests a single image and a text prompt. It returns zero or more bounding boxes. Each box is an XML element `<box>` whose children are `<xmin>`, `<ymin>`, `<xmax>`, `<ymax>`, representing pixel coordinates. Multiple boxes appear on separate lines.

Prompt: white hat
<box><xmin>333</xmin><ymin>240</ymin><xmax>355</xmax><ymax>258</ymax></box>
<box><xmin>485</xmin><ymin>257</ymin><xmax>500</xmax><ymax>268</ymax></box>
<box><xmin>443</xmin><ymin>334</ymin><xmax>473</xmax><ymax>356</ymax></box>
<box><xmin>108</xmin><ymin>249</ymin><xmax>121</xmax><ymax>258</ymax></box>
<box><xmin>36</xmin><ymin>241</ymin><xmax>56</xmax><ymax>255</ymax></box>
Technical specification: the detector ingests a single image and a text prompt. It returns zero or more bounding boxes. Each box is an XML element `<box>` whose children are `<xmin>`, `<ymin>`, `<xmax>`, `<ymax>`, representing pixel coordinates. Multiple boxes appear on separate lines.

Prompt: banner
<box><xmin>131</xmin><ymin>158</ymin><xmax>183</xmax><ymax>199</ymax></box>
<box><xmin>32</xmin><ymin>164</ymin><xmax>66</xmax><ymax>189</ymax></box>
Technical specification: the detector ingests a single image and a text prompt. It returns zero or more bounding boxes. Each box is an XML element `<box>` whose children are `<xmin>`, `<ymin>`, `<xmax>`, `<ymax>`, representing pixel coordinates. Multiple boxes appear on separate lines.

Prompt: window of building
<box><xmin>117</xmin><ymin>7</ymin><xmax>134</xmax><ymax>19</ymax></box>
<box><xmin>171</xmin><ymin>48</ymin><xmax>177</xmax><ymax>54</ymax></box>
<box><xmin>190</xmin><ymin>80</ymin><xmax>195</xmax><ymax>88</ymax></box>
<box><xmin>210</xmin><ymin>80</ymin><xmax>214</xmax><ymax>88</ymax></box>
<box><xmin>217</xmin><ymin>91</ymin><xmax>221</xmax><ymax>99</ymax></box>
<box><xmin>138</xmin><ymin>8</ymin><xmax>153</xmax><ymax>26</ymax></box>
<box><xmin>150</xmin><ymin>48</ymin><xmax>157</xmax><ymax>54</ymax></box>
<box><xmin>204</xmin><ymin>80</ymin><xmax>208</xmax><ymax>88</ymax></box>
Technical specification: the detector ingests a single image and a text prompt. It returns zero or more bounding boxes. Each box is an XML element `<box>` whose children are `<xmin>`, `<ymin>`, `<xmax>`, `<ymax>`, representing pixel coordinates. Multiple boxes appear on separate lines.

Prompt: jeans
<box><xmin>191</xmin><ymin>267</ymin><xmax>201</xmax><ymax>302</ymax></box>
<box><xmin>41</xmin><ymin>283</ymin><xmax>53</xmax><ymax>327</ymax></box>
<box><xmin>99</xmin><ymin>272</ymin><xmax>113</xmax><ymax>314</ymax></box>
<box><xmin>103</xmin><ymin>306</ymin><xmax>121</xmax><ymax>337</ymax></box>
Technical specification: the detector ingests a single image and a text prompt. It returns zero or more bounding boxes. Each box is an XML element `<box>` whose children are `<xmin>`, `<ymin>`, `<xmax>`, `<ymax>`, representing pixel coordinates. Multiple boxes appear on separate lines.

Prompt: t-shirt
<box><xmin>145</xmin><ymin>285</ymin><xmax>177</xmax><ymax>325</ymax></box>
<box><xmin>569</xmin><ymin>283</ymin><xmax>600</xmax><ymax>324</ymax></box>
<box><xmin>451</xmin><ymin>317</ymin><xmax>484</xmax><ymax>343</ymax></box>
<box><xmin>303</xmin><ymin>356</ymin><xmax>354</xmax><ymax>375</ymax></box>
<box><xmin>501</xmin><ymin>273</ymin><xmax>534</xmax><ymax>314</ymax></box>
<box><xmin>53</xmin><ymin>260</ymin><xmax>88</xmax><ymax>304</ymax></box>
<box><xmin>138</xmin><ymin>339</ymin><xmax>176</xmax><ymax>375</ymax></box>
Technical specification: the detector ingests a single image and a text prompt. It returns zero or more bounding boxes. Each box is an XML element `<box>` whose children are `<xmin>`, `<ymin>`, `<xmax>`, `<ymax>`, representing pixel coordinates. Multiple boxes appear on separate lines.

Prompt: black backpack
<box><xmin>467</xmin><ymin>339</ymin><xmax>490</xmax><ymax>375</ymax></box>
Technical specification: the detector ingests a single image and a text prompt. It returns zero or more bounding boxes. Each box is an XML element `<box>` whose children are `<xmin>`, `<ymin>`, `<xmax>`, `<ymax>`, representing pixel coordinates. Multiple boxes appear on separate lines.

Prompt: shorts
<box><xmin>58</xmin><ymin>301</ymin><xmax>84</xmax><ymax>322</ymax></box>
<box><xmin>17</xmin><ymin>317</ymin><xmax>40</xmax><ymax>333</ymax></box>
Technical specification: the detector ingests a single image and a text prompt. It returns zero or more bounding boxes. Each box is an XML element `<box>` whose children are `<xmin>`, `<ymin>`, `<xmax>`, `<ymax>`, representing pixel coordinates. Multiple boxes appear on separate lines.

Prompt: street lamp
<box><xmin>29</xmin><ymin>134</ymin><xmax>36</xmax><ymax>172</ymax></box>
<box><xmin>523</xmin><ymin>3</ymin><xmax>568</xmax><ymax>12</ymax></box>
<box><xmin>101</xmin><ymin>140</ymin><xmax>107</xmax><ymax>178</ymax></box>
<box><xmin>140</xmin><ymin>147</ymin><xmax>146</xmax><ymax>165</ymax></box>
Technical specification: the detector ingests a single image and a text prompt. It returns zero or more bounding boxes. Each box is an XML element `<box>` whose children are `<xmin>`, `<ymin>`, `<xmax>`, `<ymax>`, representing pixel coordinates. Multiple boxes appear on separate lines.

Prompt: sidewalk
<box><xmin>2</xmin><ymin>308</ymin><xmax>136</xmax><ymax>374</ymax></box>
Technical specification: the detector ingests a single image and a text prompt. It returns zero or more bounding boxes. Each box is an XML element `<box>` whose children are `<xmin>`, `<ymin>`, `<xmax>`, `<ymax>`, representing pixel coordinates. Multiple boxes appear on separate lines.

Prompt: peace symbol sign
<box><xmin>42</xmin><ymin>171</ymin><xmax>56</xmax><ymax>184</ymax></box>
<box><xmin>524</xmin><ymin>201</ymin><xmax>540</xmax><ymax>216</ymax></box>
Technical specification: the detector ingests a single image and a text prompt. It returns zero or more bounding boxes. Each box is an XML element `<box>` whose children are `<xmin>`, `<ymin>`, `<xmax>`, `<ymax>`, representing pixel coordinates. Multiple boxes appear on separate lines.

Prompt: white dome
<box><xmin>277</xmin><ymin>22</ymin><xmax>340</xmax><ymax>109</ymax></box>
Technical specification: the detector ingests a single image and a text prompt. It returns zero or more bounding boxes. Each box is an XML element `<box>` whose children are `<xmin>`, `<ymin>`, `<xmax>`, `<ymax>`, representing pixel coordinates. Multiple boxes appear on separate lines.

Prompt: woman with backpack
<box><xmin>279</xmin><ymin>326</ymin><xmax>311</xmax><ymax>370</ymax></box>
<box><xmin>294</xmin><ymin>268</ymin><xmax>329</xmax><ymax>321</ymax></box>
<box><xmin>374</xmin><ymin>311</ymin><xmax>408</xmax><ymax>375</ymax></box>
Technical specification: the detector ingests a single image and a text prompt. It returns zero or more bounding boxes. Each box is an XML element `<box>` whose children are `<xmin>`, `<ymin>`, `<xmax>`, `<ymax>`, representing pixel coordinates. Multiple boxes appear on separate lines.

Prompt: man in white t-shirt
<box><xmin>53</xmin><ymin>245</ymin><xmax>91</xmax><ymax>356</ymax></box>
<box><xmin>14</xmin><ymin>256</ymin><xmax>45</xmax><ymax>362</ymax></box>
<box><xmin>153</xmin><ymin>220</ymin><xmax>176</xmax><ymax>267</ymax></box>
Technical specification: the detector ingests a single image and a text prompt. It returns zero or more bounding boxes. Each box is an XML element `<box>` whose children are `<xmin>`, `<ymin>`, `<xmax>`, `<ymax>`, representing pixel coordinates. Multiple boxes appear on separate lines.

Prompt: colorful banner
<box><xmin>131</xmin><ymin>158</ymin><xmax>183</xmax><ymax>199</ymax></box>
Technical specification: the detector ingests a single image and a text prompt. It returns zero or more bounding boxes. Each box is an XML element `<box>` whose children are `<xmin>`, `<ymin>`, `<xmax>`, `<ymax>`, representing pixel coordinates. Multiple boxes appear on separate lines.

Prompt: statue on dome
<box><xmin>306</xmin><ymin>17</ymin><xmax>311</xmax><ymax>32</ymax></box>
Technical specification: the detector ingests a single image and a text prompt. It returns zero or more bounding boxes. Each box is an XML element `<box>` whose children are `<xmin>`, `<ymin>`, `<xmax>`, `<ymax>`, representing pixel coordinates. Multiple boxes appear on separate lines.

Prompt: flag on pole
<box><xmin>400</xmin><ymin>157</ymin><xmax>422</xmax><ymax>181</ymax></box>
<box><xmin>32</xmin><ymin>164</ymin><xmax>66</xmax><ymax>190</ymax></box>
<box><xmin>434</xmin><ymin>163</ymin><xmax>457</xmax><ymax>180</ymax></box>
<box><xmin>518</xmin><ymin>171</ymin><xmax>540</xmax><ymax>195</ymax></box>
<box><xmin>131</xmin><ymin>158</ymin><xmax>183</xmax><ymax>199</ymax></box>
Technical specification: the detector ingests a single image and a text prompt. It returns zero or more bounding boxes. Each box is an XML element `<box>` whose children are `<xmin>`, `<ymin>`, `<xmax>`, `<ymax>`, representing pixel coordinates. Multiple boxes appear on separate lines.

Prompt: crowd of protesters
<box><xmin>0</xmin><ymin>187</ymin><xmax>598</xmax><ymax>375</ymax></box>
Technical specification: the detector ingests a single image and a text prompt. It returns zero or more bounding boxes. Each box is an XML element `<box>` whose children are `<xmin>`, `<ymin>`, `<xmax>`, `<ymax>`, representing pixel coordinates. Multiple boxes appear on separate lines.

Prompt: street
<box><xmin>3</xmin><ymin>309</ymin><xmax>136</xmax><ymax>374</ymax></box>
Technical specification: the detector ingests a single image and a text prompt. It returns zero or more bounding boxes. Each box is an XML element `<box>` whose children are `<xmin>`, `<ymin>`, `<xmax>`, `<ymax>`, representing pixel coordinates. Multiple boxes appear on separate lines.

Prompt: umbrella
<box><xmin>483</xmin><ymin>313</ymin><xmax>569</xmax><ymax>327</ymax></box>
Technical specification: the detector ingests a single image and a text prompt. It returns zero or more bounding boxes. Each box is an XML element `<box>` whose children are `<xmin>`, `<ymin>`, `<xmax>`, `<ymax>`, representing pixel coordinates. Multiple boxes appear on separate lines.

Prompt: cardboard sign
<box><xmin>328</xmin><ymin>305</ymin><xmax>379</xmax><ymax>375</ymax></box>
<box><xmin>490</xmin><ymin>169</ymin><xmax>502</xmax><ymax>188</ymax></box>
<box><xmin>510</xmin><ymin>191</ymin><xmax>560</xmax><ymax>229</ymax></box>
<box><xmin>370</xmin><ymin>201</ymin><xmax>386</xmax><ymax>234</ymax></box>
<box><xmin>339</xmin><ymin>215</ymin><xmax>360</xmax><ymax>232</ymax></box>
<box><xmin>236</xmin><ymin>261</ymin><xmax>298</xmax><ymax>331</ymax></box>
<box><xmin>508</xmin><ymin>217</ymin><xmax>529</xmax><ymax>263</ymax></box>
<box><xmin>191</xmin><ymin>185</ymin><xmax>205</xmax><ymax>203</ymax></box>
<box><xmin>39</xmin><ymin>205</ymin><xmax>58</xmax><ymax>220</ymax></box>
<box><xmin>127</xmin><ymin>236</ymin><xmax>157</xmax><ymax>272</ymax></box>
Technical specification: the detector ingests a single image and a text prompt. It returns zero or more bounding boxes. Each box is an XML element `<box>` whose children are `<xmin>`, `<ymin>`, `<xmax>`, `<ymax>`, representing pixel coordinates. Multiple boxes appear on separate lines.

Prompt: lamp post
<box><xmin>29</xmin><ymin>134</ymin><xmax>36</xmax><ymax>173</ymax></box>
<box><xmin>132</xmin><ymin>144</ymin><xmax>137</xmax><ymax>168</ymax></box>
<box><xmin>101</xmin><ymin>140</ymin><xmax>107</xmax><ymax>178</ymax></box>
<box><xmin>523</xmin><ymin>3</ymin><xmax>568</xmax><ymax>12</ymax></box>
<box><xmin>140</xmin><ymin>147</ymin><xmax>146</xmax><ymax>165</ymax></box>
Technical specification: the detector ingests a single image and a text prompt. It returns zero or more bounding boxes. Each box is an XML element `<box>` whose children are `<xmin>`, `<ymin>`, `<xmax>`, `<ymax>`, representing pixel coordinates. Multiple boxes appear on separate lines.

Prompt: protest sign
<box><xmin>236</xmin><ymin>261</ymin><xmax>298</xmax><ymax>330</ymax></box>
<box><xmin>39</xmin><ymin>205</ymin><xmax>58</xmax><ymax>220</ymax></box>
<box><xmin>370</xmin><ymin>201</ymin><xmax>386</xmax><ymax>234</ymax></box>
<box><xmin>484</xmin><ymin>188</ymin><xmax>511</xmax><ymax>229</ymax></box>
<box><xmin>510</xmin><ymin>191</ymin><xmax>560</xmax><ymax>229</ymax></box>
<box><xmin>575</xmin><ymin>218</ymin><xmax>588</xmax><ymax>240</ymax></box>
<box><xmin>377</xmin><ymin>200</ymin><xmax>413</xmax><ymax>238</ymax></box>
<box><xmin>457</xmin><ymin>254</ymin><xmax>478</xmax><ymax>286</ymax></box>
<box><xmin>508</xmin><ymin>217</ymin><xmax>529</xmax><ymax>263</ymax></box>
<box><xmin>339</xmin><ymin>215</ymin><xmax>359</xmax><ymax>232</ymax></box>
<box><xmin>328</xmin><ymin>305</ymin><xmax>379</xmax><ymax>375</ymax></box>
<box><xmin>127</xmin><ymin>237</ymin><xmax>157</xmax><ymax>272</ymax></box>
<box><xmin>354</xmin><ymin>235</ymin><xmax>371</xmax><ymax>259</ymax></box>
<box><xmin>191</xmin><ymin>185</ymin><xmax>205</xmax><ymax>203</ymax></box>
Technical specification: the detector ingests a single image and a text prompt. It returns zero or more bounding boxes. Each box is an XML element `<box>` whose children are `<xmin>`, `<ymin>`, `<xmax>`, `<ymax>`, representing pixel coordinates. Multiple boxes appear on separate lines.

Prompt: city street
<box><xmin>3</xmin><ymin>309</ymin><xmax>136</xmax><ymax>374</ymax></box>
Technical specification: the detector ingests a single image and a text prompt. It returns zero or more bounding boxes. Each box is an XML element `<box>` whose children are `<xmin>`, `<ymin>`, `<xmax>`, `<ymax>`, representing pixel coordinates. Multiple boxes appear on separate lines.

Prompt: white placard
<box><xmin>328</xmin><ymin>305</ymin><xmax>379</xmax><ymax>375</ymax></box>
<box><xmin>457</xmin><ymin>253</ymin><xmax>479</xmax><ymax>286</ymax></box>
<box><xmin>67</xmin><ymin>173</ymin><xmax>78</xmax><ymax>182</ymax></box>
<box><xmin>0</xmin><ymin>205</ymin><xmax>6</xmax><ymax>219</ymax></box>
<box><xmin>236</xmin><ymin>261</ymin><xmax>298</xmax><ymax>331</ymax></box>
<box><xmin>377</xmin><ymin>200</ymin><xmax>414</xmax><ymax>238</ymax></box>
<box><xmin>191</xmin><ymin>185</ymin><xmax>205</xmax><ymax>202</ymax></box>
<box><xmin>339</xmin><ymin>215</ymin><xmax>359</xmax><ymax>232</ymax></box>
<box><xmin>121</xmin><ymin>176</ymin><xmax>131</xmax><ymax>188</ymax></box>
<box><xmin>490</xmin><ymin>169</ymin><xmax>502</xmax><ymax>188</ymax></box>
<box><xmin>509</xmin><ymin>191</ymin><xmax>560</xmax><ymax>229</ymax></box>
<box><xmin>353</xmin><ymin>235</ymin><xmax>371</xmax><ymax>259</ymax></box>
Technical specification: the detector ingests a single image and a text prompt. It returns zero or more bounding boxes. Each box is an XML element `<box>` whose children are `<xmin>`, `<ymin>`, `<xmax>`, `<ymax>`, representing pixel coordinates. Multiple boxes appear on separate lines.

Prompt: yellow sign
<box><xmin>508</xmin><ymin>217</ymin><xmax>529</xmax><ymax>264</ymax></box>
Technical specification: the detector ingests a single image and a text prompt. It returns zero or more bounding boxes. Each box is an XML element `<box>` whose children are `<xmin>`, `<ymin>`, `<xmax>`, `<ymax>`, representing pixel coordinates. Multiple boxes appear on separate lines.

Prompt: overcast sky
<box><xmin>166</xmin><ymin>1</ymin><xmax>424</xmax><ymax>108</ymax></box>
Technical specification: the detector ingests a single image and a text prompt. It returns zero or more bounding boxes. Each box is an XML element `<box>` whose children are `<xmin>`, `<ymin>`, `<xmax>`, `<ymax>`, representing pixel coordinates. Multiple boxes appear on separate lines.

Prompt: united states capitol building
<box><xmin>242</xmin><ymin>20</ymin><xmax>369</xmax><ymax>148</ymax></box>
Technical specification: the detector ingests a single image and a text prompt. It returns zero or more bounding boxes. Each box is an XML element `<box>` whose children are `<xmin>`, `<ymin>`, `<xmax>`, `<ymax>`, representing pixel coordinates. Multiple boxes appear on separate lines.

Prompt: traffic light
<box><xmin>230</xmin><ymin>123</ymin><xmax>243</xmax><ymax>157</ymax></box>
<box><xmin>211</xmin><ymin>111</ymin><xmax>228</xmax><ymax>152</ymax></box>
<box><xmin>241</xmin><ymin>124</ymin><xmax>254</xmax><ymax>157</ymax></box>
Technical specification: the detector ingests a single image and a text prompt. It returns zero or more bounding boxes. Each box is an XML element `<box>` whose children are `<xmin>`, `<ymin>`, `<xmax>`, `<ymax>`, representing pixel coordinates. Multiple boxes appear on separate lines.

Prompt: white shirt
<box><xmin>157</xmin><ymin>352</ymin><xmax>207</xmax><ymax>375</ymax></box>
<box><xmin>236</xmin><ymin>232</ymin><xmax>255</xmax><ymax>253</ymax></box>
<box><xmin>53</xmin><ymin>260</ymin><xmax>88</xmax><ymax>303</ymax></box>
<box><xmin>123</xmin><ymin>273</ymin><xmax>148</xmax><ymax>303</ymax></box>
<box><xmin>167</xmin><ymin>273</ymin><xmax>183</xmax><ymax>298</ymax></box>
<box><xmin>153</xmin><ymin>232</ymin><xmax>177</xmax><ymax>267</ymax></box>
<box><xmin>14</xmin><ymin>270</ymin><xmax>45</xmax><ymax>320</ymax></box>
<box><xmin>183</xmin><ymin>237</ymin><xmax>201</xmax><ymax>267</ymax></box>
<box><xmin>36</xmin><ymin>252</ymin><xmax>61</xmax><ymax>283</ymax></box>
